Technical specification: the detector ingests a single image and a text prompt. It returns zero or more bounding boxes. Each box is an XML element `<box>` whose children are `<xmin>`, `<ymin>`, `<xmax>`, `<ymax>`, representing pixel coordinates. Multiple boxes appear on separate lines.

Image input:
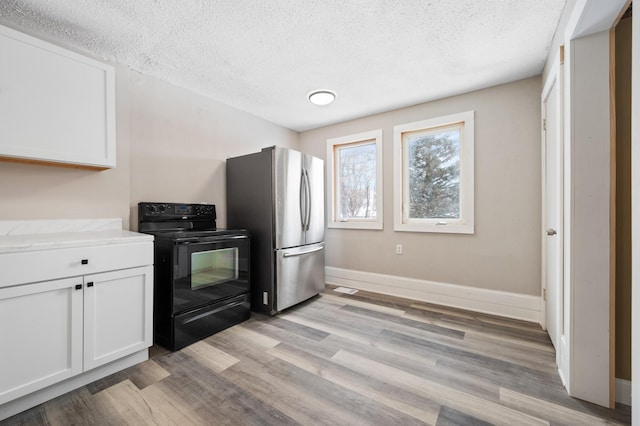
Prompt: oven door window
<box><xmin>191</xmin><ymin>247</ymin><xmax>238</xmax><ymax>289</ymax></box>
<box><xmin>173</xmin><ymin>237</ymin><xmax>250</xmax><ymax>314</ymax></box>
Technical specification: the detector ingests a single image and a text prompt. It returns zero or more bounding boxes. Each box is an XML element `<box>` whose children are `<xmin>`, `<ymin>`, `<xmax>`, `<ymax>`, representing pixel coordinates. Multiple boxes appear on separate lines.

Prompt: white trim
<box><xmin>326</xmin><ymin>129</ymin><xmax>383</xmax><ymax>230</ymax></box>
<box><xmin>569</xmin><ymin>0</ymin><xmax>629</xmax><ymax>40</ymax></box>
<box><xmin>326</xmin><ymin>267</ymin><xmax>541</xmax><ymax>323</ymax></box>
<box><xmin>557</xmin><ymin>352</ymin><xmax>568</xmax><ymax>387</ymax></box>
<box><xmin>393</xmin><ymin>110</ymin><xmax>475</xmax><ymax>234</ymax></box>
<box><xmin>562</xmin><ymin>40</ymin><xmax>573</xmax><ymax>396</ymax></box>
<box><xmin>541</xmin><ymin>52</ymin><xmax>561</xmax><ymax>99</ymax></box>
<box><xmin>563</xmin><ymin>0</ymin><xmax>588</xmax><ymax>41</ymax></box>
<box><xmin>615</xmin><ymin>378</ymin><xmax>632</xmax><ymax>406</ymax></box>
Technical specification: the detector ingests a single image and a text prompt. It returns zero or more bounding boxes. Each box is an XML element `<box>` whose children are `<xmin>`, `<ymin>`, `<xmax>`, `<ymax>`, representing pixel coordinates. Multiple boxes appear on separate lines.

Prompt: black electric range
<box><xmin>138</xmin><ymin>202</ymin><xmax>250</xmax><ymax>350</ymax></box>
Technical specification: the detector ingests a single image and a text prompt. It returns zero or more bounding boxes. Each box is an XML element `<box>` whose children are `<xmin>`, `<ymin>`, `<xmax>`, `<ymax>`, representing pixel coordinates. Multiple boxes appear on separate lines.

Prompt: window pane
<box><xmin>337</xmin><ymin>142</ymin><xmax>377</xmax><ymax>220</ymax></box>
<box><xmin>406</xmin><ymin>127</ymin><xmax>460</xmax><ymax>219</ymax></box>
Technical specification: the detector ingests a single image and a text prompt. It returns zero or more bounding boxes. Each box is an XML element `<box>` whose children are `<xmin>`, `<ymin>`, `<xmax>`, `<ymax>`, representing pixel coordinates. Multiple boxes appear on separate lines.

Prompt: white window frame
<box><xmin>393</xmin><ymin>111</ymin><xmax>474</xmax><ymax>234</ymax></box>
<box><xmin>326</xmin><ymin>129</ymin><xmax>383</xmax><ymax>230</ymax></box>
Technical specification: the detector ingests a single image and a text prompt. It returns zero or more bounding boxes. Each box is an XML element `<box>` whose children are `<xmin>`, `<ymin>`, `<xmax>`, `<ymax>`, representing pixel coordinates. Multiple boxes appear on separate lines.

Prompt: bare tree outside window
<box><xmin>406</xmin><ymin>128</ymin><xmax>460</xmax><ymax>219</ymax></box>
<box><xmin>337</xmin><ymin>143</ymin><xmax>377</xmax><ymax>220</ymax></box>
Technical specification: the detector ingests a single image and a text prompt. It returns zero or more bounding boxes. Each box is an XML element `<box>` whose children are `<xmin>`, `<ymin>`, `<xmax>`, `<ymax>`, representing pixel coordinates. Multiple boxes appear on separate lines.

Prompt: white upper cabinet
<box><xmin>0</xmin><ymin>25</ymin><xmax>116</xmax><ymax>169</ymax></box>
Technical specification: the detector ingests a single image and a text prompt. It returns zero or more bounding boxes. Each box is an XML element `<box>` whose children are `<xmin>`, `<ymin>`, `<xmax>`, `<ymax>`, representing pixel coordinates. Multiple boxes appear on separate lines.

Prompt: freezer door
<box><xmin>275</xmin><ymin>243</ymin><xmax>325</xmax><ymax>312</ymax></box>
<box><xmin>274</xmin><ymin>147</ymin><xmax>305</xmax><ymax>249</ymax></box>
<box><xmin>303</xmin><ymin>153</ymin><xmax>325</xmax><ymax>245</ymax></box>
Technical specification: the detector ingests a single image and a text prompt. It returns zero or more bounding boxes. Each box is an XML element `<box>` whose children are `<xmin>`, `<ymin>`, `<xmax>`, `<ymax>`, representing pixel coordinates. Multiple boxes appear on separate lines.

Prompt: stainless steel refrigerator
<box><xmin>226</xmin><ymin>146</ymin><xmax>325</xmax><ymax>315</ymax></box>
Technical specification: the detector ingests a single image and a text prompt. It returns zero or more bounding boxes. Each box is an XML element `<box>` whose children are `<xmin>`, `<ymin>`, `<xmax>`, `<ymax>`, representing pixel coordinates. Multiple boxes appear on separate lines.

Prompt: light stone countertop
<box><xmin>0</xmin><ymin>219</ymin><xmax>153</xmax><ymax>254</ymax></box>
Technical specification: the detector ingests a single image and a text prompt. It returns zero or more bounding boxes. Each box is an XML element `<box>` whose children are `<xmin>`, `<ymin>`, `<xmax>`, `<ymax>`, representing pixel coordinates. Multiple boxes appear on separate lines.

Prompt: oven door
<box><xmin>173</xmin><ymin>235</ymin><xmax>249</xmax><ymax>314</ymax></box>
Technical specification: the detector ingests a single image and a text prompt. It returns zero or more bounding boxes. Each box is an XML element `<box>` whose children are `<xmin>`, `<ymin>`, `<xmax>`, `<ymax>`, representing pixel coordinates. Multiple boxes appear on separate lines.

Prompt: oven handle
<box><xmin>282</xmin><ymin>246</ymin><xmax>323</xmax><ymax>258</ymax></box>
<box><xmin>175</xmin><ymin>235</ymin><xmax>248</xmax><ymax>245</ymax></box>
<box><xmin>183</xmin><ymin>299</ymin><xmax>246</xmax><ymax>324</ymax></box>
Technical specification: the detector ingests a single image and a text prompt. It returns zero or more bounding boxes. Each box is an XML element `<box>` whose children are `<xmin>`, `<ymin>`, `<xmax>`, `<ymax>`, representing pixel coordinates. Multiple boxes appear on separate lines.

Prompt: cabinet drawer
<box><xmin>0</xmin><ymin>242</ymin><xmax>153</xmax><ymax>288</ymax></box>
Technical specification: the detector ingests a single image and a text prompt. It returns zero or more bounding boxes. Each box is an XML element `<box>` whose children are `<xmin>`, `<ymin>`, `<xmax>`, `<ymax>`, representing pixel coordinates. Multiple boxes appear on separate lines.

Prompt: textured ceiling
<box><xmin>0</xmin><ymin>1</ymin><xmax>566</xmax><ymax>131</ymax></box>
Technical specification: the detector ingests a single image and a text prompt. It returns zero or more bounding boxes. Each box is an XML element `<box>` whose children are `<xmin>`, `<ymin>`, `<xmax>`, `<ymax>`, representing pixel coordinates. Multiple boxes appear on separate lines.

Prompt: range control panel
<box><xmin>138</xmin><ymin>202</ymin><xmax>216</xmax><ymax>221</ymax></box>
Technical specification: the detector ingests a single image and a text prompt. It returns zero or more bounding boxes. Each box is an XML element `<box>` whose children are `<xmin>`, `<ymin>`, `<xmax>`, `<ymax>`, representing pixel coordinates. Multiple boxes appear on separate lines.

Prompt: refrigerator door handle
<box><xmin>304</xmin><ymin>169</ymin><xmax>311</xmax><ymax>231</ymax></box>
<box><xmin>299</xmin><ymin>170</ymin><xmax>307</xmax><ymax>231</ymax></box>
<box><xmin>283</xmin><ymin>246</ymin><xmax>324</xmax><ymax>257</ymax></box>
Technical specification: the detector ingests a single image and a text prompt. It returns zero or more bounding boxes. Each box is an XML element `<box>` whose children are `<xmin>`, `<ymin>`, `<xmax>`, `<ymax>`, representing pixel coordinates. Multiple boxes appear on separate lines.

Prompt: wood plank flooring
<box><xmin>2</xmin><ymin>286</ymin><xmax>631</xmax><ymax>425</ymax></box>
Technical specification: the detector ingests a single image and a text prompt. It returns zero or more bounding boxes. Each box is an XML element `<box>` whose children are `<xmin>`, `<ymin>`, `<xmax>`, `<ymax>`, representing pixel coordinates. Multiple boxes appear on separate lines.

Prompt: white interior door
<box><xmin>543</xmin><ymin>62</ymin><xmax>564</xmax><ymax>353</ymax></box>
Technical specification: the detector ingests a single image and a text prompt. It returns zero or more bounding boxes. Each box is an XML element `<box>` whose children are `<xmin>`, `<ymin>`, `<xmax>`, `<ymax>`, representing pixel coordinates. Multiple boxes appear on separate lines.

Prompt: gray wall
<box><xmin>300</xmin><ymin>77</ymin><xmax>542</xmax><ymax>296</ymax></box>
<box><xmin>0</xmin><ymin>25</ymin><xmax>542</xmax><ymax>299</ymax></box>
<box><xmin>124</xmin><ymin>67</ymin><xmax>299</xmax><ymax>229</ymax></box>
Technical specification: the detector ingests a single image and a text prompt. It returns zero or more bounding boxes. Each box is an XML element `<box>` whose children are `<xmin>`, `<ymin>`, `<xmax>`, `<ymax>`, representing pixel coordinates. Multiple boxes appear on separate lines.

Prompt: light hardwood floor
<box><xmin>2</xmin><ymin>286</ymin><xmax>631</xmax><ymax>425</ymax></box>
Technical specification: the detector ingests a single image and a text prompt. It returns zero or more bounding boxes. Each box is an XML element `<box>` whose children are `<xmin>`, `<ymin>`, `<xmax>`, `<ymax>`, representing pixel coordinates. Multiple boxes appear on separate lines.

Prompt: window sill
<box><xmin>393</xmin><ymin>222</ymin><xmax>474</xmax><ymax>234</ymax></box>
<box><xmin>328</xmin><ymin>221</ymin><xmax>383</xmax><ymax>230</ymax></box>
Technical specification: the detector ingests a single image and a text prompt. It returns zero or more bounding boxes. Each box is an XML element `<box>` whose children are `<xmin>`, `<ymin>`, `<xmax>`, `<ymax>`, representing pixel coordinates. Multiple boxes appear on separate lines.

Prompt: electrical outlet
<box><xmin>396</xmin><ymin>244</ymin><xmax>403</xmax><ymax>255</ymax></box>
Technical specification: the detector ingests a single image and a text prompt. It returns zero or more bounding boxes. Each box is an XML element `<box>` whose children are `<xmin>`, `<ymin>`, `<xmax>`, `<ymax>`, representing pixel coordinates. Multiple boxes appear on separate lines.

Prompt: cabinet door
<box><xmin>0</xmin><ymin>24</ymin><xmax>115</xmax><ymax>169</ymax></box>
<box><xmin>83</xmin><ymin>266</ymin><xmax>153</xmax><ymax>371</ymax></box>
<box><xmin>0</xmin><ymin>277</ymin><xmax>83</xmax><ymax>405</ymax></box>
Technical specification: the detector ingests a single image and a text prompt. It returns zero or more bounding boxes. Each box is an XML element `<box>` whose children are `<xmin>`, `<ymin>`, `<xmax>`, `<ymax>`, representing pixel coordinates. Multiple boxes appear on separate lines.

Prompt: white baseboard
<box><xmin>325</xmin><ymin>267</ymin><xmax>542</xmax><ymax>323</ymax></box>
<box><xmin>616</xmin><ymin>378</ymin><xmax>631</xmax><ymax>406</ymax></box>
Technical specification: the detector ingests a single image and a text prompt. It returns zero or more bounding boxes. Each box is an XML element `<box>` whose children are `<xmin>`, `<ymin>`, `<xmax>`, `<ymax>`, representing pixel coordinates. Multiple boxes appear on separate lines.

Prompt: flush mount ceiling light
<box><xmin>308</xmin><ymin>90</ymin><xmax>336</xmax><ymax>106</ymax></box>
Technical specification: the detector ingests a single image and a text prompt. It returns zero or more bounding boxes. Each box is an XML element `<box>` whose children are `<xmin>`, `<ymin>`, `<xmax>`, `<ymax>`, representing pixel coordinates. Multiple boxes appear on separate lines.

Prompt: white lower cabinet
<box><xmin>83</xmin><ymin>266</ymin><xmax>153</xmax><ymax>370</ymax></box>
<box><xmin>0</xmin><ymin>277</ymin><xmax>83</xmax><ymax>405</ymax></box>
<box><xmin>0</xmin><ymin>265</ymin><xmax>153</xmax><ymax>407</ymax></box>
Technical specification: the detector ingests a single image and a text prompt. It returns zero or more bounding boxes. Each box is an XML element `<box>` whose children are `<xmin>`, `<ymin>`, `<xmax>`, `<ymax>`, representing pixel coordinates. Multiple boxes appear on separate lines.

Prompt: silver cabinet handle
<box><xmin>283</xmin><ymin>246</ymin><xmax>323</xmax><ymax>258</ymax></box>
<box><xmin>546</xmin><ymin>228</ymin><xmax>557</xmax><ymax>236</ymax></box>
